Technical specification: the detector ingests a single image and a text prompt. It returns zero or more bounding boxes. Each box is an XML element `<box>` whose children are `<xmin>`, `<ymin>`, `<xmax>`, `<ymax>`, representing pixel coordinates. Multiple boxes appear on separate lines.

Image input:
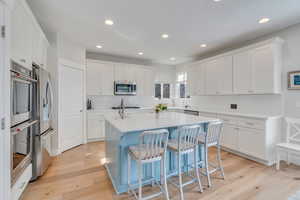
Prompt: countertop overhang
<box><xmin>104</xmin><ymin>111</ymin><xmax>218</xmax><ymax>133</ymax></box>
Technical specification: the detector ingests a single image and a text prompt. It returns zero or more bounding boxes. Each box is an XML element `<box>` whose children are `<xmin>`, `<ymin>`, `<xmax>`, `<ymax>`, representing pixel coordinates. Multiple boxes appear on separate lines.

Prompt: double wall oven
<box><xmin>10</xmin><ymin>61</ymin><xmax>37</xmax><ymax>185</ymax></box>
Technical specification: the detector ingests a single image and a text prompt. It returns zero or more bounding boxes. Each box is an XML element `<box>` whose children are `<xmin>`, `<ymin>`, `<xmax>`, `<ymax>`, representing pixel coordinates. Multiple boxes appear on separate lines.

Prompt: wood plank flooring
<box><xmin>22</xmin><ymin>142</ymin><xmax>300</xmax><ymax>200</ymax></box>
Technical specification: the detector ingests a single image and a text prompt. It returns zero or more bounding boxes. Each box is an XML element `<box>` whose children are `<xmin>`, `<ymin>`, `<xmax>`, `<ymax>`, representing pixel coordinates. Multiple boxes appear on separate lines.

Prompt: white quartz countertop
<box><xmin>88</xmin><ymin>107</ymin><xmax>281</xmax><ymax>120</ymax></box>
<box><xmin>104</xmin><ymin>111</ymin><xmax>218</xmax><ymax>133</ymax></box>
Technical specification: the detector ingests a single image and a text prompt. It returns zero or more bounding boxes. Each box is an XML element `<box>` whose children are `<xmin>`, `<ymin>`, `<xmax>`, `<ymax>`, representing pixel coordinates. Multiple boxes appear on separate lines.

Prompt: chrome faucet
<box><xmin>119</xmin><ymin>98</ymin><xmax>125</xmax><ymax>119</ymax></box>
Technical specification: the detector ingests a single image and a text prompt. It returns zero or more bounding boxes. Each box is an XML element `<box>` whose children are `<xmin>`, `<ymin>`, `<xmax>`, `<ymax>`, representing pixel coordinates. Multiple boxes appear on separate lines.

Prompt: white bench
<box><xmin>276</xmin><ymin>118</ymin><xmax>300</xmax><ymax>170</ymax></box>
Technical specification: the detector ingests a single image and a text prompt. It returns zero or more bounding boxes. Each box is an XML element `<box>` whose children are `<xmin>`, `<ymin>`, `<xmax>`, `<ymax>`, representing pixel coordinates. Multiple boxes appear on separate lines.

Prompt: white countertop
<box><xmin>104</xmin><ymin>111</ymin><xmax>218</xmax><ymax>133</ymax></box>
<box><xmin>88</xmin><ymin>106</ymin><xmax>281</xmax><ymax>120</ymax></box>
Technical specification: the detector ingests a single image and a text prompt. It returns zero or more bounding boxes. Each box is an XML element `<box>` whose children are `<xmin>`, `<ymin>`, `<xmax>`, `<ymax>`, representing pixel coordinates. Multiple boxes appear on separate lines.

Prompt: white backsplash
<box><xmin>87</xmin><ymin>95</ymin><xmax>177</xmax><ymax>110</ymax></box>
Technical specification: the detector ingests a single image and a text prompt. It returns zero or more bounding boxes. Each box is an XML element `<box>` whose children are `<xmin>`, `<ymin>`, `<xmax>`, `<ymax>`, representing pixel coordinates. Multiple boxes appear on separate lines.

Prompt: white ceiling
<box><xmin>27</xmin><ymin>0</ymin><xmax>300</xmax><ymax>65</ymax></box>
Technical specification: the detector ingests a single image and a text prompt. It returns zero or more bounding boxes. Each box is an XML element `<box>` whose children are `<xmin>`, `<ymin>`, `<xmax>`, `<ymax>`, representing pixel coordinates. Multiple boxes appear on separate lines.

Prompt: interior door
<box><xmin>60</xmin><ymin>65</ymin><xmax>84</xmax><ymax>152</ymax></box>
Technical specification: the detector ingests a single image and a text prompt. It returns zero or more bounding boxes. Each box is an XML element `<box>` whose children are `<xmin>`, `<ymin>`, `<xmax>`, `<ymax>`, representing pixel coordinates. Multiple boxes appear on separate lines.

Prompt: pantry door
<box><xmin>59</xmin><ymin>63</ymin><xmax>84</xmax><ymax>152</ymax></box>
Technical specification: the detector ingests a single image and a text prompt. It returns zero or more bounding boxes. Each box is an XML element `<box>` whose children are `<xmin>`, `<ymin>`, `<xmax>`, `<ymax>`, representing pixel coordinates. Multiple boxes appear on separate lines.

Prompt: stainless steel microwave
<box><xmin>114</xmin><ymin>81</ymin><xmax>137</xmax><ymax>95</ymax></box>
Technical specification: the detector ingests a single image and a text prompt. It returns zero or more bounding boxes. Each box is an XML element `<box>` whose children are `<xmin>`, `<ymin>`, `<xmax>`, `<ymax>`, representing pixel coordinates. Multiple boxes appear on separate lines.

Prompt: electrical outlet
<box><xmin>230</xmin><ymin>104</ymin><xmax>238</xmax><ymax>109</ymax></box>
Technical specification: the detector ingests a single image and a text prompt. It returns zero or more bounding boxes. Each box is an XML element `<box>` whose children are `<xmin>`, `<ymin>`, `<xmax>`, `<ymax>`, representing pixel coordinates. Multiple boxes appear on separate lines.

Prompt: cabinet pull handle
<box><xmin>246</xmin><ymin>122</ymin><xmax>254</xmax><ymax>126</ymax></box>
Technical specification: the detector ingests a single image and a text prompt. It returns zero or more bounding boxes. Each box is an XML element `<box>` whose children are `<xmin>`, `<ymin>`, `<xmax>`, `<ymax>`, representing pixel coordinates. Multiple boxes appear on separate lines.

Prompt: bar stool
<box><xmin>127</xmin><ymin>129</ymin><xmax>169</xmax><ymax>200</ymax></box>
<box><xmin>167</xmin><ymin>125</ymin><xmax>203</xmax><ymax>200</ymax></box>
<box><xmin>198</xmin><ymin>120</ymin><xmax>225</xmax><ymax>187</ymax></box>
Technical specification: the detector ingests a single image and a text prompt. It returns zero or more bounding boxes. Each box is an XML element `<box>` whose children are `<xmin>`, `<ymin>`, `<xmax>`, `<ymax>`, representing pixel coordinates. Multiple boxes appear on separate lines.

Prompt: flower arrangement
<box><xmin>155</xmin><ymin>104</ymin><xmax>167</xmax><ymax>113</ymax></box>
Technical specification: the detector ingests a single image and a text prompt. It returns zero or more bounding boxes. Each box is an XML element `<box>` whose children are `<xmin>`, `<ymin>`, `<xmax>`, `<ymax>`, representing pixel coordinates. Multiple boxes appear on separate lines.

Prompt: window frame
<box><xmin>154</xmin><ymin>82</ymin><xmax>172</xmax><ymax>99</ymax></box>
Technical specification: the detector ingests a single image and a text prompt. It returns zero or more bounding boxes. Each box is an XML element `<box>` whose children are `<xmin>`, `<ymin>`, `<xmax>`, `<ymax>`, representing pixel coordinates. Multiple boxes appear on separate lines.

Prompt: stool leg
<box><xmin>127</xmin><ymin>153</ymin><xmax>131</xmax><ymax>193</ymax></box>
<box><xmin>178</xmin><ymin>152</ymin><xmax>184</xmax><ymax>200</ymax></box>
<box><xmin>276</xmin><ymin>149</ymin><xmax>280</xmax><ymax>170</ymax></box>
<box><xmin>217</xmin><ymin>145</ymin><xmax>225</xmax><ymax>180</ymax></box>
<box><xmin>163</xmin><ymin>155</ymin><xmax>170</xmax><ymax>200</ymax></box>
<box><xmin>138</xmin><ymin>160</ymin><xmax>142</xmax><ymax>200</ymax></box>
<box><xmin>205</xmin><ymin>146</ymin><xmax>211</xmax><ymax>187</ymax></box>
<box><xmin>194</xmin><ymin>147</ymin><xmax>203</xmax><ymax>193</ymax></box>
<box><xmin>152</xmin><ymin>162</ymin><xmax>155</xmax><ymax>187</ymax></box>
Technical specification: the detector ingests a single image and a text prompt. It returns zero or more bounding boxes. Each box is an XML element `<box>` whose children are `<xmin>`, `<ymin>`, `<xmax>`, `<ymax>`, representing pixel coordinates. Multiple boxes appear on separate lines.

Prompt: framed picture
<box><xmin>288</xmin><ymin>71</ymin><xmax>300</xmax><ymax>90</ymax></box>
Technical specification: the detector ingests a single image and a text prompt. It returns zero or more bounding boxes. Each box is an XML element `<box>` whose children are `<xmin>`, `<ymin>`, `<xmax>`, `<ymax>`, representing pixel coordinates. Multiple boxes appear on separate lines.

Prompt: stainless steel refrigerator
<box><xmin>32</xmin><ymin>65</ymin><xmax>54</xmax><ymax>180</ymax></box>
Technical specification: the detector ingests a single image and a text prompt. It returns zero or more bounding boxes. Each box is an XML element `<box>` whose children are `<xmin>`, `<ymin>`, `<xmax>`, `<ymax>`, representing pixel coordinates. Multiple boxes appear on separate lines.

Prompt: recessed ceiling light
<box><xmin>213</xmin><ymin>0</ymin><xmax>222</xmax><ymax>2</ymax></box>
<box><xmin>105</xmin><ymin>19</ymin><xmax>114</xmax><ymax>25</ymax></box>
<box><xmin>170</xmin><ymin>57</ymin><xmax>176</xmax><ymax>61</ymax></box>
<box><xmin>96</xmin><ymin>45</ymin><xmax>102</xmax><ymax>49</ymax></box>
<box><xmin>201</xmin><ymin>44</ymin><xmax>207</xmax><ymax>48</ymax></box>
<box><xmin>138</xmin><ymin>52</ymin><xmax>143</xmax><ymax>55</ymax></box>
<box><xmin>161</xmin><ymin>34</ymin><xmax>169</xmax><ymax>39</ymax></box>
<box><xmin>259</xmin><ymin>18</ymin><xmax>270</xmax><ymax>24</ymax></box>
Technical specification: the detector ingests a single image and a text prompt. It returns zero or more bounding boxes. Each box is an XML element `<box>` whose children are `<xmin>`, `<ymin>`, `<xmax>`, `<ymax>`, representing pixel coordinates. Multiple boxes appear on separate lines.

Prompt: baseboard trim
<box><xmin>87</xmin><ymin>138</ymin><xmax>105</xmax><ymax>143</ymax></box>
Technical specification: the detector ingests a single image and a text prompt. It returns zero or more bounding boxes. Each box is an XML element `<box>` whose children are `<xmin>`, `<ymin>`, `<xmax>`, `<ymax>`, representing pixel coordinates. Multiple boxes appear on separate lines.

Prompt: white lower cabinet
<box><xmin>11</xmin><ymin>164</ymin><xmax>32</xmax><ymax>200</ymax></box>
<box><xmin>221</xmin><ymin>124</ymin><xmax>239</xmax><ymax>151</ymax></box>
<box><xmin>87</xmin><ymin>113</ymin><xmax>105</xmax><ymax>142</ymax></box>
<box><xmin>217</xmin><ymin>114</ymin><xmax>281</xmax><ymax>165</ymax></box>
<box><xmin>238</xmin><ymin>127</ymin><xmax>265</xmax><ymax>160</ymax></box>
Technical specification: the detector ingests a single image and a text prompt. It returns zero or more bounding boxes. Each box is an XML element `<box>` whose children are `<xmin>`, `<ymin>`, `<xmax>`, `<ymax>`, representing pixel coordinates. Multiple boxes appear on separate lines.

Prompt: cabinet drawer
<box><xmin>218</xmin><ymin>115</ymin><xmax>238</xmax><ymax>126</ymax></box>
<box><xmin>238</xmin><ymin>118</ymin><xmax>265</xmax><ymax>130</ymax></box>
<box><xmin>11</xmin><ymin>164</ymin><xmax>32</xmax><ymax>200</ymax></box>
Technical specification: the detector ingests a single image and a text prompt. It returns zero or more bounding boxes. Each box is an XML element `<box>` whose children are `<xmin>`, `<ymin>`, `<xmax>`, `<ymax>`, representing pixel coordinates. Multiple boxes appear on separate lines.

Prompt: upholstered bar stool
<box><xmin>127</xmin><ymin>129</ymin><xmax>170</xmax><ymax>200</ymax></box>
<box><xmin>198</xmin><ymin>120</ymin><xmax>225</xmax><ymax>187</ymax></box>
<box><xmin>167</xmin><ymin>125</ymin><xmax>203</xmax><ymax>200</ymax></box>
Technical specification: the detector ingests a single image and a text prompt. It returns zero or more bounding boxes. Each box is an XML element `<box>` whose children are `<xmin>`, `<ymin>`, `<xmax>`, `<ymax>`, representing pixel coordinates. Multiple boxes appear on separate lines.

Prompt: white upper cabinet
<box><xmin>114</xmin><ymin>64</ymin><xmax>135</xmax><ymax>81</ymax></box>
<box><xmin>233</xmin><ymin>50</ymin><xmax>252</xmax><ymax>94</ymax></box>
<box><xmin>187</xmin><ymin>62</ymin><xmax>205</xmax><ymax>96</ymax></box>
<box><xmin>11</xmin><ymin>0</ymin><xmax>49</xmax><ymax>70</ymax></box>
<box><xmin>205</xmin><ymin>55</ymin><xmax>233</xmax><ymax>95</ymax></box>
<box><xmin>134</xmin><ymin>66</ymin><xmax>155</xmax><ymax>97</ymax></box>
<box><xmin>86</xmin><ymin>60</ymin><xmax>114</xmax><ymax>96</ymax></box>
<box><xmin>251</xmin><ymin>45</ymin><xmax>278</xmax><ymax>94</ymax></box>
<box><xmin>233</xmin><ymin>41</ymin><xmax>283</xmax><ymax>94</ymax></box>
<box><xmin>11</xmin><ymin>1</ymin><xmax>33</xmax><ymax>70</ymax></box>
<box><xmin>186</xmin><ymin>38</ymin><xmax>283</xmax><ymax>96</ymax></box>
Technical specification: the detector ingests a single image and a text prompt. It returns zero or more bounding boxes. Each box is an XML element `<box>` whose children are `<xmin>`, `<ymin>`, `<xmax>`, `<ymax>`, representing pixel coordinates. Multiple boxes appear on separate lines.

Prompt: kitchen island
<box><xmin>104</xmin><ymin>111</ymin><xmax>218</xmax><ymax>194</ymax></box>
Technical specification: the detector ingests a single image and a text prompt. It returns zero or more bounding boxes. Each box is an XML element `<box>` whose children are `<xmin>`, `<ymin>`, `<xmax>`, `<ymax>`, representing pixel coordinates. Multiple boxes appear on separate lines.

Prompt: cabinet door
<box><xmin>217</xmin><ymin>56</ymin><xmax>233</xmax><ymax>95</ymax></box>
<box><xmin>11</xmin><ymin>3</ymin><xmax>33</xmax><ymax>69</ymax></box>
<box><xmin>221</xmin><ymin>125</ymin><xmax>239</xmax><ymax>151</ymax></box>
<box><xmin>32</xmin><ymin>25</ymin><xmax>42</xmax><ymax>65</ymax></box>
<box><xmin>187</xmin><ymin>64</ymin><xmax>198</xmax><ymax>96</ymax></box>
<box><xmin>86</xmin><ymin>61</ymin><xmax>114</xmax><ymax>95</ymax></box>
<box><xmin>238</xmin><ymin>127</ymin><xmax>265</xmax><ymax>160</ymax></box>
<box><xmin>114</xmin><ymin>64</ymin><xmax>134</xmax><ymax>81</ymax></box>
<box><xmin>87</xmin><ymin>117</ymin><xmax>105</xmax><ymax>140</ymax></box>
<box><xmin>204</xmin><ymin>59</ymin><xmax>218</xmax><ymax>95</ymax></box>
<box><xmin>251</xmin><ymin>45</ymin><xmax>274</xmax><ymax>94</ymax></box>
<box><xmin>41</xmin><ymin>38</ymin><xmax>48</xmax><ymax>68</ymax></box>
<box><xmin>233</xmin><ymin>51</ymin><xmax>252</xmax><ymax>94</ymax></box>
<box><xmin>144</xmin><ymin>68</ymin><xmax>155</xmax><ymax>97</ymax></box>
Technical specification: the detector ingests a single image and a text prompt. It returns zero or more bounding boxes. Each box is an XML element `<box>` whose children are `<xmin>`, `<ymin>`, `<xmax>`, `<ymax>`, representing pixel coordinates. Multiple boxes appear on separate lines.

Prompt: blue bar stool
<box><xmin>167</xmin><ymin>125</ymin><xmax>203</xmax><ymax>200</ymax></box>
<box><xmin>127</xmin><ymin>129</ymin><xmax>170</xmax><ymax>200</ymax></box>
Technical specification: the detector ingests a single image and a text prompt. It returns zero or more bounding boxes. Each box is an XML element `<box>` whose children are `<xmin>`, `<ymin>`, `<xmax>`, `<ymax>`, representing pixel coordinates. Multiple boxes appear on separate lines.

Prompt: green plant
<box><xmin>155</xmin><ymin>104</ymin><xmax>167</xmax><ymax>113</ymax></box>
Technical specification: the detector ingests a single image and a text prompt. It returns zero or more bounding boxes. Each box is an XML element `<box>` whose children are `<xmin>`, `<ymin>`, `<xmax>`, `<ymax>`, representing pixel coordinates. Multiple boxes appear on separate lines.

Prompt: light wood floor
<box><xmin>22</xmin><ymin>142</ymin><xmax>300</xmax><ymax>200</ymax></box>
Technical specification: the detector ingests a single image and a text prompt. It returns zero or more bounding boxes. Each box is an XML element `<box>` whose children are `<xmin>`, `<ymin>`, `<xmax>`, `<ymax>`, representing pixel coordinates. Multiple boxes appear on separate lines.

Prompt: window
<box><xmin>155</xmin><ymin>84</ymin><xmax>161</xmax><ymax>99</ymax></box>
<box><xmin>155</xmin><ymin>83</ymin><xmax>171</xmax><ymax>99</ymax></box>
<box><xmin>176</xmin><ymin>72</ymin><xmax>187</xmax><ymax>98</ymax></box>
<box><xmin>163</xmin><ymin>84</ymin><xmax>170</xmax><ymax>99</ymax></box>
